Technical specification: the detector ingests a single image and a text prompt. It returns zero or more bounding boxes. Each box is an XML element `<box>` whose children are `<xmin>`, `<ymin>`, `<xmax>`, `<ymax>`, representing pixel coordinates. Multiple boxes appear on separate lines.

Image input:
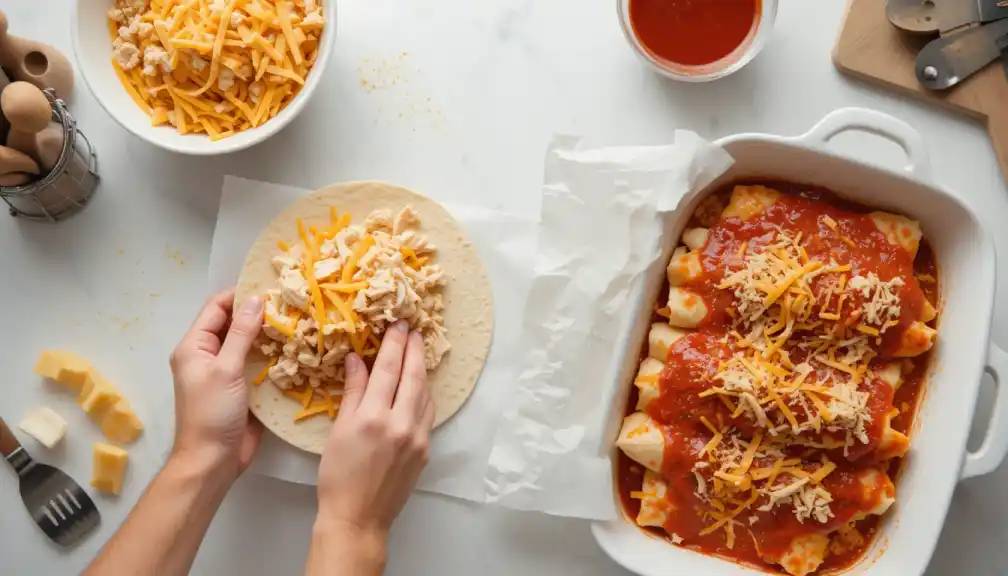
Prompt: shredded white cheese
<box><xmin>848</xmin><ymin>273</ymin><xmax>904</xmax><ymax>327</ymax></box>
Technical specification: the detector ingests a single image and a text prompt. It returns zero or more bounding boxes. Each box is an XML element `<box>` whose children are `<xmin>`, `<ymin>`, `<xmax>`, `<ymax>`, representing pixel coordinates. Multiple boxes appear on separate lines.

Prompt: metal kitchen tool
<box><xmin>887</xmin><ymin>0</ymin><xmax>1008</xmax><ymax>35</ymax></box>
<box><xmin>888</xmin><ymin>0</ymin><xmax>1008</xmax><ymax>90</ymax></box>
<box><xmin>0</xmin><ymin>90</ymin><xmax>97</xmax><ymax>222</ymax></box>
<box><xmin>915</xmin><ymin>17</ymin><xmax>1008</xmax><ymax>89</ymax></box>
<box><xmin>0</xmin><ymin>416</ymin><xmax>100</xmax><ymax>547</ymax></box>
<box><xmin>997</xmin><ymin>30</ymin><xmax>1008</xmax><ymax>76</ymax></box>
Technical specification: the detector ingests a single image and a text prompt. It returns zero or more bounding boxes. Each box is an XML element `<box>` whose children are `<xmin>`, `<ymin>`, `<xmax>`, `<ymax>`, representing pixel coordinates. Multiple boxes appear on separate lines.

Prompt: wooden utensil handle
<box><xmin>0</xmin><ymin>416</ymin><xmax>23</xmax><ymax>458</ymax></box>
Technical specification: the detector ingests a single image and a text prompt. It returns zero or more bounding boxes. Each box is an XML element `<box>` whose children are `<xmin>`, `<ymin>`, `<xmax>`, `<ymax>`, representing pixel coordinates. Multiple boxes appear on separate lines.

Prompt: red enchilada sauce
<box><xmin>617</xmin><ymin>182</ymin><xmax>937</xmax><ymax>575</ymax></box>
<box><xmin>629</xmin><ymin>0</ymin><xmax>760</xmax><ymax>66</ymax></box>
<box><xmin>687</xmin><ymin>188</ymin><xmax>927</xmax><ymax>356</ymax></box>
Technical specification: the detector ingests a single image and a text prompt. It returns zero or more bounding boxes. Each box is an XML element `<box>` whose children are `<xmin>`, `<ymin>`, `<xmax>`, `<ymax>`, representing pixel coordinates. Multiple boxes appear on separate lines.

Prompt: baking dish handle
<box><xmin>796</xmin><ymin>107</ymin><xmax>933</xmax><ymax>182</ymax></box>
<box><xmin>961</xmin><ymin>342</ymin><xmax>1008</xmax><ymax>480</ymax></box>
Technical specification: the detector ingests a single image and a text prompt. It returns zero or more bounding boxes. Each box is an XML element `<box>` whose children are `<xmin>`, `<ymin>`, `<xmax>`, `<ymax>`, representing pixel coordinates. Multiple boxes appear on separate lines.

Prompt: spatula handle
<box><xmin>0</xmin><ymin>416</ymin><xmax>24</xmax><ymax>458</ymax></box>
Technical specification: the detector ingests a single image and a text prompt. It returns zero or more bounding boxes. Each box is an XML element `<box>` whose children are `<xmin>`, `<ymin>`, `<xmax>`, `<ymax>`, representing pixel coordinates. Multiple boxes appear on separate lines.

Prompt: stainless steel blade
<box><xmin>916</xmin><ymin>17</ymin><xmax>1008</xmax><ymax>89</ymax></box>
<box><xmin>888</xmin><ymin>0</ymin><xmax>1008</xmax><ymax>35</ymax></box>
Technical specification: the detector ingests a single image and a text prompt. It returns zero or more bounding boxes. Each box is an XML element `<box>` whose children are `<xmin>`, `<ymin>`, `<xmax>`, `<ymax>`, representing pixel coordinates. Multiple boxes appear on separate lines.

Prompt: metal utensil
<box><xmin>0</xmin><ymin>416</ymin><xmax>100</xmax><ymax>547</ymax></box>
<box><xmin>888</xmin><ymin>0</ymin><xmax>1008</xmax><ymax>35</ymax></box>
<box><xmin>997</xmin><ymin>31</ymin><xmax>1008</xmax><ymax>77</ymax></box>
<box><xmin>915</xmin><ymin>16</ymin><xmax>1008</xmax><ymax>88</ymax></box>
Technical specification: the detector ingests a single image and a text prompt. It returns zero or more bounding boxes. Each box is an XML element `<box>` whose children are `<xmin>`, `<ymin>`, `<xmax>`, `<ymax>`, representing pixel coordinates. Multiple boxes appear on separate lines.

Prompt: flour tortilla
<box><xmin>235</xmin><ymin>181</ymin><xmax>494</xmax><ymax>455</ymax></box>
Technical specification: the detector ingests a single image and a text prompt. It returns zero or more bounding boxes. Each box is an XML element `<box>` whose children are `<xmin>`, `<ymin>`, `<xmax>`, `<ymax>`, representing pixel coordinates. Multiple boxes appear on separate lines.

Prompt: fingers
<box><xmin>239</xmin><ymin>415</ymin><xmax>265</xmax><ymax>472</ymax></box>
<box><xmin>360</xmin><ymin>320</ymin><xmax>410</xmax><ymax>410</ymax></box>
<box><xmin>218</xmin><ymin>296</ymin><xmax>264</xmax><ymax>373</ymax></box>
<box><xmin>421</xmin><ymin>397</ymin><xmax>435</xmax><ymax>431</ymax></box>
<box><xmin>336</xmin><ymin>353</ymin><xmax>368</xmax><ymax>419</ymax></box>
<box><xmin>180</xmin><ymin>289</ymin><xmax>237</xmax><ymax>356</ymax></box>
<box><xmin>190</xmin><ymin>288</ymin><xmax>236</xmax><ymax>336</ymax></box>
<box><xmin>392</xmin><ymin>331</ymin><xmax>430</xmax><ymax>424</ymax></box>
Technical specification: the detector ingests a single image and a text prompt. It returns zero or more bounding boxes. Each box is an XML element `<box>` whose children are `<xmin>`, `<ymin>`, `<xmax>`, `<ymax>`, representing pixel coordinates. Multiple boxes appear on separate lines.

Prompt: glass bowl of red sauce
<box><xmin>618</xmin><ymin>0</ymin><xmax>777</xmax><ymax>82</ymax></box>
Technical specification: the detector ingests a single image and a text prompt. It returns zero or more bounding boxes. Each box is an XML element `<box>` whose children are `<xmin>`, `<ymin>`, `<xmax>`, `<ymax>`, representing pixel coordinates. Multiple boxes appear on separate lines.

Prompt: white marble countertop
<box><xmin>2</xmin><ymin>0</ymin><xmax>1007</xmax><ymax>574</ymax></box>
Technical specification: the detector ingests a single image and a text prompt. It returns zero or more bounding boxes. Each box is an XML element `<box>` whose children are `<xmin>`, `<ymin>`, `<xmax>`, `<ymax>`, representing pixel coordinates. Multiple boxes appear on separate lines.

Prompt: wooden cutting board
<box><xmin>833</xmin><ymin>0</ymin><xmax>1008</xmax><ymax>179</ymax></box>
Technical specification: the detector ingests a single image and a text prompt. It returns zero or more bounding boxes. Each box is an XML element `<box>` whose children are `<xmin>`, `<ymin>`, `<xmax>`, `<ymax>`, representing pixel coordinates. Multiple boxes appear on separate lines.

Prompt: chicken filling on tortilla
<box><xmin>258</xmin><ymin>205</ymin><xmax>450</xmax><ymax>393</ymax></box>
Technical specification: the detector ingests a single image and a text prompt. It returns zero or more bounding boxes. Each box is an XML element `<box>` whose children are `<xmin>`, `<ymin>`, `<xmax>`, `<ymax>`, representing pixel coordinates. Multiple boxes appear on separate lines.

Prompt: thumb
<box><xmin>219</xmin><ymin>296</ymin><xmax>264</xmax><ymax>372</ymax></box>
<box><xmin>336</xmin><ymin>353</ymin><xmax>368</xmax><ymax>420</ymax></box>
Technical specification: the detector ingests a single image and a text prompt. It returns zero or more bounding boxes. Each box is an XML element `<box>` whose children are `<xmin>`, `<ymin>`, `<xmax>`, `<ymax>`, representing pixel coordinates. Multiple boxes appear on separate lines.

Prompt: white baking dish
<box><xmin>592</xmin><ymin>108</ymin><xmax>1008</xmax><ymax>576</ymax></box>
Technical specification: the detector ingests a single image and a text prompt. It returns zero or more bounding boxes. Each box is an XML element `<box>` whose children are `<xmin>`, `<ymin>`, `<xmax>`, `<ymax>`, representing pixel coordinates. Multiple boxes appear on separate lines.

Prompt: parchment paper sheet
<box><xmin>209</xmin><ymin>176</ymin><xmax>537</xmax><ymax>502</ymax></box>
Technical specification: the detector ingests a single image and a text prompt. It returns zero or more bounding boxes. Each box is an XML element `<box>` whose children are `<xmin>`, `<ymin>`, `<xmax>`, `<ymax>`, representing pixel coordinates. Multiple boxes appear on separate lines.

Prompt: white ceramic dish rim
<box><xmin>591</xmin><ymin>108</ymin><xmax>1008</xmax><ymax>576</ymax></box>
<box><xmin>70</xmin><ymin>0</ymin><xmax>337</xmax><ymax>156</ymax></box>
<box><xmin>616</xmin><ymin>0</ymin><xmax>778</xmax><ymax>83</ymax></box>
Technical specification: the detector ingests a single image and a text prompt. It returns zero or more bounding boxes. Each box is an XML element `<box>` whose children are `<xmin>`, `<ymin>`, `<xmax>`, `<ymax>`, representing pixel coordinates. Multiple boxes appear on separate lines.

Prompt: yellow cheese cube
<box><xmin>100</xmin><ymin>399</ymin><xmax>144</xmax><ymax>445</ymax></box>
<box><xmin>77</xmin><ymin>368</ymin><xmax>122</xmax><ymax>417</ymax></box>
<box><xmin>33</xmin><ymin>350</ymin><xmax>92</xmax><ymax>393</ymax></box>
<box><xmin>33</xmin><ymin>350</ymin><xmax>66</xmax><ymax>379</ymax></box>
<box><xmin>91</xmin><ymin>443</ymin><xmax>129</xmax><ymax>496</ymax></box>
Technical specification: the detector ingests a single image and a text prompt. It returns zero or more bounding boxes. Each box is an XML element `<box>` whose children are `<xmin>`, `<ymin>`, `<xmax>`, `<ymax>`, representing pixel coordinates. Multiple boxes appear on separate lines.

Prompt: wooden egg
<box><xmin>0</xmin><ymin>144</ymin><xmax>39</xmax><ymax>175</ymax></box>
<box><xmin>0</xmin><ymin>10</ymin><xmax>75</xmax><ymax>100</ymax></box>
<box><xmin>0</xmin><ymin>67</ymin><xmax>11</xmax><ymax>143</ymax></box>
<box><xmin>1</xmin><ymin>82</ymin><xmax>51</xmax><ymax>133</ymax></box>
<box><xmin>0</xmin><ymin>172</ymin><xmax>31</xmax><ymax>187</ymax></box>
<box><xmin>36</xmin><ymin>124</ymin><xmax>71</xmax><ymax>173</ymax></box>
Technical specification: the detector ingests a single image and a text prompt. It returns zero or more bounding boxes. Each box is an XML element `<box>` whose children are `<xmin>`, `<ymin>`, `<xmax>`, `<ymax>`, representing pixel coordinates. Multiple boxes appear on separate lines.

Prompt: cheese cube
<box><xmin>34</xmin><ymin>350</ymin><xmax>92</xmax><ymax>393</ymax></box>
<box><xmin>91</xmin><ymin>443</ymin><xmax>129</xmax><ymax>496</ymax></box>
<box><xmin>78</xmin><ymin>368</ymin><xmax>122</xmax><ymax>417</ymax></box>
<box><xmin>100</xmin><ymin>399</ymin><xmax>144</xmax><ymax>444</ymax></box>
<box><xmin>18</xmin><ymin>407</ymin><xmax>68</xmax><ymax>449</ymax></box>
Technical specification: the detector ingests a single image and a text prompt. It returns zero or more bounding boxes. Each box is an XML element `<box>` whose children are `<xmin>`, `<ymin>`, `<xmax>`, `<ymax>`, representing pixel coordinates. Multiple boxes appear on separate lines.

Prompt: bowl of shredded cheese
<box><xmin>72</xmin><ymin>0</ymin><xmax>335</xmax><ymax>155</ymax></box>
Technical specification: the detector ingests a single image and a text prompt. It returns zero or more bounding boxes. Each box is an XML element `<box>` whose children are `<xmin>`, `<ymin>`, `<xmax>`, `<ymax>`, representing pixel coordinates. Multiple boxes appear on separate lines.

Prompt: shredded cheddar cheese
<box><xmin>107</xmin><ymin>0</ymin><xmax>326</xmax><ymax>140</ymax></box>
<box><xmin>253</xmin><ymin>357</ymin><xmax>278</xmax><ymax>385</ymax></box>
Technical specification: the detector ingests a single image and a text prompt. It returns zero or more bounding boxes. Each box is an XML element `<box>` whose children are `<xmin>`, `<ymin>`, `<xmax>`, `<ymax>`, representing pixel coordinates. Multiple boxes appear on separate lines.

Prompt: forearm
<box><xmin>305</xmin><ymin>518</ymin><xmax>387</xmax><ymax>576</ymax></box>
<box><xmin>84</xmin><ymin>451</ymin><xmax>234</xmax><ymax>576</ymax></box>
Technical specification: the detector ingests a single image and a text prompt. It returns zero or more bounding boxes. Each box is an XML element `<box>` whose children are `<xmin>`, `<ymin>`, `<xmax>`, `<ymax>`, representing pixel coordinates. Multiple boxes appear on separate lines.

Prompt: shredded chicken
<box><xmin>258</xmin><ymin>206</ymin><xmax>451</xmax><ymax>392</ymax></box>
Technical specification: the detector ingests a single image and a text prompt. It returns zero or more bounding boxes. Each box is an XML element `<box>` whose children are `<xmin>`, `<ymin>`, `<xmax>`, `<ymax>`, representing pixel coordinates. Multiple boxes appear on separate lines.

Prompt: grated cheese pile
<box><xmin>848</xmin><ymin>272</ymin><xmax>904</xmax><ymax>328</ymax></box>
<box><xmin>254</xmin><ymin>206</ymin><xmax>449</xmax><ymax>422</ymax></box>
<box><xmin>689</xmin><ymin>424</ymin><xmax>840</xmax><ymax>550</ymax></box>
<box><xmin>107</xmin><ymin>0</ymin><xmax>325</xmax><ymax>140</ymax></box>
<box><xmin>705</xmin><ymin>226</ymin><xmax>890</xmax><ymax>453</ymax></box>
<box><xmin>685</xmin><ymin>217</ymin><xmax>911</xmax><ymax>548</ymax></box>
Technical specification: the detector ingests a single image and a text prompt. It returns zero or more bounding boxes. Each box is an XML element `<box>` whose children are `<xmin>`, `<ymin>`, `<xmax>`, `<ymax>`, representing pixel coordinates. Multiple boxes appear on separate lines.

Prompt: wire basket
<box><xmin>0</xmin><ymin>90</ymin><xmax>98</xmax><ymax>222</ymax></box>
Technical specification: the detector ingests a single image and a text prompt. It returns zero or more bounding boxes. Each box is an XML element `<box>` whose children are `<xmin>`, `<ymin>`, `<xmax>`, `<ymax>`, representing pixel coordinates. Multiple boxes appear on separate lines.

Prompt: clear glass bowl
<box><xmin>617</xmin><ymin>0</ymin><xmax>778</xmax><ymax>82</ymax></box>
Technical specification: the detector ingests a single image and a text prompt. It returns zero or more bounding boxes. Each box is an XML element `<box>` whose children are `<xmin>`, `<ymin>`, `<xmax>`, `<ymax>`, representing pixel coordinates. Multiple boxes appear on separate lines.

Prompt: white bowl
<box><xmin>71</xmin><ymin>0</ymin><xmax>337</xmax><ymax>155</ymax></box>
<box><xmin>616</xmin><ymin>0</ymin><xmax>776</xmax><ymax>82</ymax></box>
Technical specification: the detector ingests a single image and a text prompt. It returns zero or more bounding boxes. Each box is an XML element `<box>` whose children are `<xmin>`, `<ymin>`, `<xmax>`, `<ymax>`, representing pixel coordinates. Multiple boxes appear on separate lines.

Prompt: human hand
<box><xmin>316</xmin><ymin>320</ymin><xmax>434</xmax><ymax>540</ymax></box>
<box><xmin>169</xmin><ymin>287</ymin><xmax>265</xmax><ymax>480</ymax></box>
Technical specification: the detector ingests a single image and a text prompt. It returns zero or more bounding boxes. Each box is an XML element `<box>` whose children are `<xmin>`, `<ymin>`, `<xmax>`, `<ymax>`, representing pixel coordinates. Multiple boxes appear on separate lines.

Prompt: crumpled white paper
<box><xmin>483</xmin><ymin>133</ymin><xmax>734</xmax><ymax>520</ymax></box>
<box><xmin>208</xmin><ymin>176</ymin><xmax>537</xmax><ymax>503</ymax></box>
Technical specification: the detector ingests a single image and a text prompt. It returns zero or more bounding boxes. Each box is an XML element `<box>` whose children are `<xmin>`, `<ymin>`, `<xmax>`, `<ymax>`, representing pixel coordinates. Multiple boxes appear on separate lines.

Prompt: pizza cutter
<box><xmin>887</xmin><ymin>0</ymin><xmax>1008</xmax><ymax>34</ymax></box>
<box><xmin>887</xmin><ymin>0</ymin><xmax>1008</xmax><ymax>90</ymax></box>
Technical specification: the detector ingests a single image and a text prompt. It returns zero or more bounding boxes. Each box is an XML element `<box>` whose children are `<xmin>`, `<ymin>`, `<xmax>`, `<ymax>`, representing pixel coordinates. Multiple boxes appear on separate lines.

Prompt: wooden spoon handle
<box><xmin>0</xmin><ymin>416</ymin><xmax>23</xmax><ymax>459</ymax></box>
